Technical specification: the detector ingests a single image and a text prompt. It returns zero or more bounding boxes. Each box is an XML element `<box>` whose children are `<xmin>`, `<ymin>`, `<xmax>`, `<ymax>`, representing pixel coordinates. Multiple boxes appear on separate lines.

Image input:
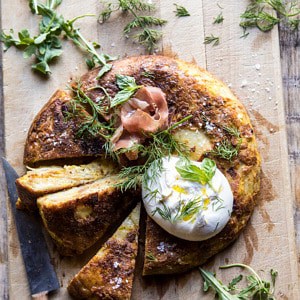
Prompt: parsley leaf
<box><xmin>110</xmin><ymin>75</ymin><xmax>142</xmax><ymax>108</ymax></box>
<box><xmin>175</xmin><ymin>158</ymin><xmax>216</xmax><ymax>185</ymax></box>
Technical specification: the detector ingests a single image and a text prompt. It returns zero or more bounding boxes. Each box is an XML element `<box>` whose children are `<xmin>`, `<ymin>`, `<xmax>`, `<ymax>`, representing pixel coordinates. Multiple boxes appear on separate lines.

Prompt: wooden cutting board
<box><xmin>2</xmin><ymin>0</ymin><xmax>299</xmax><ymax>299</ymax></box>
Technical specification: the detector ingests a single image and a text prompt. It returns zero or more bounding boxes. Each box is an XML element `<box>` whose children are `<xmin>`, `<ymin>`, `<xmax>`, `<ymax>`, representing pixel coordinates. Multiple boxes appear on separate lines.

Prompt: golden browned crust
<box><xmin>24</xmin><ymin>55</ymin><xmax>261</xmax><ymax>274</ymax></box>
<box><xmin>68</xmin><ymin>204</ymin><xmax>140</xmax><ymax>299</ymax></box>
<box><xmin>38</xmin><ymin>181</ymin><xmax>140</xmax><ymax>256</ymax></box>
<box><xmin>23</xmin><ymin>90</ymin><xmax>104</xmax><ymax>166</ymax></box>
<box><xmin>24</xmin><ymin>56</ymin><xmax>260</xmax><ymax>166</ymax></box>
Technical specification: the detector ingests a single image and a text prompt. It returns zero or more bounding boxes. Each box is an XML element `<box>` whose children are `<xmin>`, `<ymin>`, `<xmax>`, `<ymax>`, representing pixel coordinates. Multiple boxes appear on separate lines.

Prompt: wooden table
<box><xmin>0</xmin><ymin>1</ymin><xmax>299</xmax><ymax>299</ymax></box>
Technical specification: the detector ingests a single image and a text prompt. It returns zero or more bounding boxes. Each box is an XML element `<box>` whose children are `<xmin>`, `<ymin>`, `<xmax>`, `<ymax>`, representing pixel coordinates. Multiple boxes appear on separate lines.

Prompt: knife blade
<box><xmin>2</xmin><ymin>158</ymin><xmax>60</xmax><ymax>298</ymax></box>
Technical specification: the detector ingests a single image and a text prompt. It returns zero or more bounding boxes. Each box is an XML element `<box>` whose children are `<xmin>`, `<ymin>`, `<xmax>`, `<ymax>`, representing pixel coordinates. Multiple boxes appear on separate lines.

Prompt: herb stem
<box><xmin>166</xmin><ymin>115</ymin><xmax>192</xmax><ymax>132</ymax></box>
<box><xmin>220</xmin><ymin>263</ymin><xmax>264</xmax><ymax>287</ymax></box>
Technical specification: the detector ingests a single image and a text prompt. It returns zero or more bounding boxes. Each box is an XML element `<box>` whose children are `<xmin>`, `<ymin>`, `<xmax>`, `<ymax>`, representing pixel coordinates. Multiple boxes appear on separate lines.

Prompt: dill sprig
<box><xmin>213</xmin><ymin>12</ymin><xmax>224</xmax><ymax>24</ymax></box>
<box><xmin>115</xmin><ymin>115</ymin><xmax>192</xmax><ymax>191</ymax></box>
<box><xmin>204</xmin><ymin>34</ymin><xmax>220</xmax><ymax>46</ymax></box>
<box><xmin>210</xmin><ymin>140</ymin><xmax>240</xmax><ymax>161</ymax></box>
<box><xmin>99</xmin><ymin>0</ymin><xmax>167</xmax><ymax>53</ymax></box>
<box><xmin>174</xmin><ymin>4</ymin><xmax>190</xmax><ymax>17</ymax></box>
<box><xmin>65</xmin><ymin>84</ymin><xmax>114</xmax><ymax>139</ymax></box>
<box><xmin>173</xmin><ymin>198</ymin><xmax>205</xmax><ymax>221</ymax></box>
<box><xmin>240</xmin><ymin>0</ymin><xmax>300</xmax><ymax>33</ymax></box>
<box><xmin>222</xmin><ymin>125</ymin><xmax>241</xmax><ymax>138</ymax></box>
<box><xmin>209</xmin><ymin>125</ymin><xmax>242</xmax><ymax>161</ymax></box>
<box><xmin>152</xmin><ymin>202</ymin><xmax>173</xmax><ymax>222</ymax></box>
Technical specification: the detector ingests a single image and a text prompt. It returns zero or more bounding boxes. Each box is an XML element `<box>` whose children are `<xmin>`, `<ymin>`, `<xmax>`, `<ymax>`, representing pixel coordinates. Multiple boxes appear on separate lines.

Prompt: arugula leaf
<box><xmin>1</xmin><ymin>0</ymin><xmax>115</xmax><ymax>76</ymax></box>
<box><xmin>220</xmin><ymin>263</ymin><xmax>278</xmax><ymax>300</ymax></box>
<box><xmin>200</xmin><ymin>264</ymin><xmax>278</xmax><ymax>300</ymax></box>
<box><xmin>175</xmin><ymin>158</ymin><xmax>216</xmax><ymax>185</ymax></box>
<box><xmin>228</xmin><ymin>275</ymin><xmax>243</xmax><ymax>291</ymax></box>
<box><xmin>110</xmin><ymin>75</ymin><xmax>142</xmax><ymax>108</ymax></box>
<box><xmin>199</xmin><ymin>268</ymin><xmax>240</xmax><ymax>300</ymax></box>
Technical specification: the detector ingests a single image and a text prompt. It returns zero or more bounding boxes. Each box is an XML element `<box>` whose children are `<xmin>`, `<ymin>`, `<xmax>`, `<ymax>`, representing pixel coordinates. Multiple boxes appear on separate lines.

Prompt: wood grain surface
<box><xmin>0</xmin><ymin>0</ymin><xmax>299</xmax><ymax>299</ymax></box>
<box><xmin>279</xmin><ymin>19</ymin><xmax>300</xmax><ymax>278</ymax></box>
<box><xmin>0</xmin><ymin>0</ymin><xmax>8</xmax><ymax>298</ymax></box>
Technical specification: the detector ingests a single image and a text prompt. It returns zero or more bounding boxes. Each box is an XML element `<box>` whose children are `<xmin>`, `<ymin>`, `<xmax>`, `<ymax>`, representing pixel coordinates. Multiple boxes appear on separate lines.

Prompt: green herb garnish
<box><xmin>146</xmin><ymin>252</ymin><xmax>157</xmax><ymax>261</ymax></box>
<box><xmin>240</xmin><ymin>0</ymin><xmax>300</xmax><ymax>33</ymax></box>
<box><xmin>210</xmin><ymin>125</ymin><xmax>242</xmax><ymax>161</ymax></box>
<box><xmin>174</xmin><ymin>4</ymin><xmax>190</xmax><ymax>17</ymax></box>
<box><xmin>152</xmin><ymin>201</ymin><xmax>173</xmax><ymax>222</ymax></box>
<box><xmin>174</xmin><ymin>198</ymin><xmax>206</xmax><ymax>221</ymax></box>
<box><xmin>0</xmin><ymin>0</ymin><xmax>114</xmax><ymax>76</ymax></box>
<box><xmin>223</xmin><ymin>125</ymin><xmax>241</xmax><ymax>138</ymax></box>
<box><xmin>200</xmin><ymin>268</ymin><xmax>239</xmax><ymax>300</ymax></box>
<box><xmin>200</xmin><ymin>264</ymin><xmax>278</xmax><ymax>300</ymax></box>
<box><xmin>114</xmin><ymin>115</ymin><xmax>192</xmax><ymax>191</ymax></box>
<box><xmin>110</xmin><ymin>75</ymin><xmax>142</xmax><ymax>108</ymax></box>
<box><xmin>213</xmin><ymin>12</ymin><xmax>224</xmax><ymax>24</ymax></box>
<box><xmin>204</xmin><ymin>34</ymin><xmax>220</xmax><ymax>46</ymax></box>
<box><xmin>99</xmin><ymin>0</ymin><xmax>167</xmax><ymax>53</ymax></box>
<box><xmin>175</xmin><ymin>158</ymin><xmax>216</xmax><ymax>185</ymax></box>
<box><xmin>65</xmin><ymin>84</ymin><xmax>114</xmax><ymax>139</ymax></box>
<box><xmin>210</xmin><ymin>140</ymin><xmax>240</xmax><ymax>161</ymax></box>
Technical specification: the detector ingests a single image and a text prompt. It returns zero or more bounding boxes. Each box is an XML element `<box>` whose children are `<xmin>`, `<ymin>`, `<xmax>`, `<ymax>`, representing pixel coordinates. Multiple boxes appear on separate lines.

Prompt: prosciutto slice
<box><xmin>121</xmin><ymin>86</ymin><xmax>168</xmax><ymax>134</ymax></box>
<box><xmin>111</xmin><ymin>86</ymin><xmax>169</xmax><ymax>160</ymax></box>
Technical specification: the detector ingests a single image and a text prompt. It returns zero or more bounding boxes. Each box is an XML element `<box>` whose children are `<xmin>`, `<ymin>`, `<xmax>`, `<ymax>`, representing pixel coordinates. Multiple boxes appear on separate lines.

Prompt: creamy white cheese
<box><xmin>142</xmin><ymin>156</ymin><xmax>233</xmax><ymax>241</ymax></box>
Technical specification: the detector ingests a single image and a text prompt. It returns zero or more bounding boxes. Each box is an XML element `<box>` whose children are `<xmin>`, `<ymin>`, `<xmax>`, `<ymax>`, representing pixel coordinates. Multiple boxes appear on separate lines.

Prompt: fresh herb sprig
<box><xmin>174</xmin><ymin>4</ymin><xmax>190</xmax><ymax>17</ymax></box>
<box><xmin>210</xmin><ymin>140</ymin><xmax>240</xmax><ymax>161</ymax></box>
<box><xmin>173</xmin><ymin>197</ymin><xmax>206</xmax><ymax>221</ymax></box>
<box><xmin>213</xmin><ymin>12</ymin><xmax>224</xmax><ymax>24</ymax></box>
<box><xmin>145</xmin><ymin>252</ymin><xmax>157</xmax><ymax>261</ymax></box>
<box><xmin>0</xmin><ymin>0</ymin><xmax>114</xmax><ymax>76</ymax></box>
<box><xmin>65</xmin><ymin>84</ymin><xmax>115</xmax><ymax>139</ymax></box>
<box><xmin>200</xmin><ymin>264</ymin><xmax>278</xmax><ymax>300</ymax></box>
<box><xmin>204</xmin><ymin>34</ymin><xmax>220</xmax><ymax>46</ymax></box>
<box><xmin>175</xmin><ymin>158</ymin><xmax>216</xmax><ymax>185</ymax></box>
<box><xmin>210</xmin><ymin>125</ymin><xmax>242</xmax><ymax>161</ymax></box>
<box><xmin>99</xmin><ymin>0</ymin><xmax>167</xmax><ymax>53</ymax></box>
<box><xmin>240</xmin><ymin>0</ymin><xmax>300</xmax><ymax>33</ymax></box>
<box><xmin>110</xmin><ymin>75</ymin><xmax>142</xmax><ymax>108</ymax></box>
<box><xmin>115</xmin><ymin>115</ymin><xmax>192</xmax><ymax>191</ymax></box>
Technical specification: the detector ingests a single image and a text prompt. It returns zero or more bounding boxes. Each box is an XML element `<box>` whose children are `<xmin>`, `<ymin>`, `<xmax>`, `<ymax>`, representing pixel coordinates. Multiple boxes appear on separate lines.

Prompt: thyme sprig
<box><xmin>200</xmin><ymin>264</ymin><xmax>278</xmax><ymax>299</ymax></box>
<box><xmin>240</xmin><ymin>0</ymin><xmax>300</xmax><ymax>33</ymax></box>
<box><xmin>99</xmin><ymin>0</ymin><xmax>167</xmax><ymax>53</ymax></box>
<box><xmin>0</xmin><ymin>0</ymin><xmax>114</xmax><ymax>76</ymax></box>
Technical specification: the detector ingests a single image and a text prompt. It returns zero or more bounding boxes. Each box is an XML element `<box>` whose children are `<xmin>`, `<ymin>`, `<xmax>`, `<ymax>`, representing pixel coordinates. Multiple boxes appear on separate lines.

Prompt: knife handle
<box><xmin>32</xmin><ymin>292</ymin><xmax>48</xmax><ymax>299</ymax></box>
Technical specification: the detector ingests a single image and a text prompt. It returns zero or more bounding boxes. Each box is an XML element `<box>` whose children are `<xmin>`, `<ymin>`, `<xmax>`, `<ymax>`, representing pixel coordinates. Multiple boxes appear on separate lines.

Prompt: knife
<box><xmin>2</xmin><ymin>158</ymin><xmax>60</xmax><ymax>299</ymax></box>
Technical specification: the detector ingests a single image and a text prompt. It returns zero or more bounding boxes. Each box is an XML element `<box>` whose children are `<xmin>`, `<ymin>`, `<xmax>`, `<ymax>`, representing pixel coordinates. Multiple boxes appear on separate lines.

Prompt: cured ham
<box><xmin>111</xmin><ymin>86</ymin><xmax>169</xmax><ymax>160</ymax></box>
<box><xmin>121</xmin><ymin>86</ymin><xmax>168</xmax><ymax>134</ymax></box>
